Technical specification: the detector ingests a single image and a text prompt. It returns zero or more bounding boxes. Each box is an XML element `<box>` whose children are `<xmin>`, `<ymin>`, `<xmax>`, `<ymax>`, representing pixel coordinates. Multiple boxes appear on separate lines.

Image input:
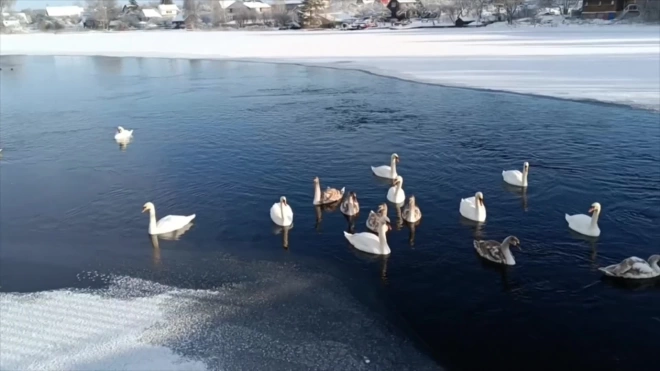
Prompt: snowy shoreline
<box><xmin>2</xmin><ymin>26</ymin><xmax>659</xmax><ymax>110</ymax></box>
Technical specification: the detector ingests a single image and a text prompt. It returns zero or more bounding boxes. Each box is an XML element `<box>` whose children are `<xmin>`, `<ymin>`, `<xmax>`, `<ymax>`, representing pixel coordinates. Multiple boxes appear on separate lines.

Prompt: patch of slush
<box><xmin>1</xmin><ymin>264</ymin><xmax>441</xmax><ymax>371</ymax></box>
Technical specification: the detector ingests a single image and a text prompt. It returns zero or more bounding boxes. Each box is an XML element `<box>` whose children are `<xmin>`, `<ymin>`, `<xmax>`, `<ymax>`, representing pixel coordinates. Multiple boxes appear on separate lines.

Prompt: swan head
<box><xmin>391</xmin><ymin>153</ymin><xmax>400</xmax><ymax>163</ymax></box>
<box><xmin>523</xmin><ymin>161</ymin><xmax>530</xmax><ymax>170</ymax></box>
<box><xmin>350</xmin><ymin>191</ymin><xmax>358</xmax><ymax>202</ymax></box>
<box><xmin>117</xmin><ymin>126</ymin><xmax>125</xmax><ymax>133</ymax></box>
<box><xmin>313</xmin><ymin>176</ymin><xmax>320</xmax><ymax>185</ymax></box>
<box><xmin>507</xmin><ymin>236</ymin><xmax>521</xmax><ymax>250</ymax></box>
<box><xmin>280</xmin><ymin>196</ymin><xmax>288</xmax><ymax>206</ymax></box>
<box><xmin>393</xmin><ymin>176</ymin><xmax>403</xmax><ymax>186</ymax></box>
<box><xmin>378</xmin><ymin>203</ymin><xmax>388</xmax><ymax>215</ymax></box>
<box><xmin>588</xmin><ymin>202</ymin><xmax>601</xmax><ymax>214</ymax></box>
<box><xmin>142</xmin><ymin>202</ymin><xmax>155</xmax><ymax>213</ymax></box>
<box><xmin>408</xmin><ymin>195</ymin><xmax>416</xmax><ymax>205</ymax></box>
<box><xmin>475</xmin><ymin>192</ymin><xmax>485</xmax><ymax>207</ymax></box>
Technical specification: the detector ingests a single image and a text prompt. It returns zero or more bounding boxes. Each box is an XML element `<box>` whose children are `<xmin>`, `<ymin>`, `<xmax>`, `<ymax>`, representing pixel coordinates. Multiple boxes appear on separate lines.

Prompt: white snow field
<box><xmin>1</xmin><ymin>26</ymin><xmax>659</xmax><ymax>110</ymax></box>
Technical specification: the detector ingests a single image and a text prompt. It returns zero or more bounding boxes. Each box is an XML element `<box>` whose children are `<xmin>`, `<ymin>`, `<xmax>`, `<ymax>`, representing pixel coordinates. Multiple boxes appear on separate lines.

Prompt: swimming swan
<box><xmin>460</xmin><ymin>192</ymin><xmax>486</xmax><ymax>222</ymax></box>
<box><xmin>387</xmin><ymin>176</ymin><xmax>406</xmax><ymax>204</ymax></box>
<box><xmin>473</xmin><ymin>236</ymin><xmax>521</xmax><ymax>266</ymax></box>
<box><xmin>366</xmin><ymin>203</ymin><xmax>388</xmax><ymax>232</ymax></box>
<box><xmin>340</xmin><ymin>191</ymin><xmax>360</xmax><ymax>216</ymax></box>
<box><xmin>142</xmin><ymin>202</ymin><xmax>196</xmax><ymax>235</ymax></box>
<box><xmin>270</xmin><ymin>196</ymin><xmax>293</xmax><ymax>227</ymax></box>
<box><xmin>599</xmin><ymin>255</ymin><xmax>660</xmax><ymax>279</ymax></box>
<box><xmin>502</xmin><ymin>161</ymin><xmax>530</xmax><ymax>187</ymax></box>
<box><xmin>565</xmin><ymin>202</ymin><xmax>601</xmax><ymax>237</ymax></box>
<box><xmin>313</xmin><ymin>177</ymin><xmax>345</xmax><ymax>205</ymax></box>
<box><xmin>344</xmin><ymin>216</ymin><xmax>391</xmax><ymax>255</ymax></box>
<box><xmin>371</xmin><ymin>153</ymin><xmax>399</xmax><ymax>179</ymax></box>
<box><xmin>402</xmin><ymin>195</ymin><xmax>422</xmax><ymax>223</ymax></box>
<box><xmin>114</xmin><ymin>126</ymin><xmax>133</xmax><ymax>141</ymax></box>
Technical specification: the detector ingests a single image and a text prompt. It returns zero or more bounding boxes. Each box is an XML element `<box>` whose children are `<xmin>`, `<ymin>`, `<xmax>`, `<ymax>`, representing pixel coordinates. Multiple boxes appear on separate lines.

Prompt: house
<box><xmin>264</xmin><ymin>0</ymin><xmax>304</xmax><ymax>12</ymax></box>
<box><xmin>227</xmin><ymin>1</ymin><xmax>272</xmax><ymax>18</ymax></box>
<box><xmin>157</xmin><ymin>4</ymin><xmax>180</xmax><ymax>18</ymax></box>
<box><xmin>582</xmin><ymin>0</ymin><xmax>637</xmax><ymax>18</ymax></box>
<box><xmin>2</xmin><ymin>12</ymin><xmax>31</xmax><ymax>24</ymax></box>
<box><xmin>46</xmin><ymin>6</ymin><xmax>85</xmax><ymax>18</ymax></box>
<box><xmin>142</xmin><ymin>8</ymin><xmax>163</xmax><ymax>20</ymax></box>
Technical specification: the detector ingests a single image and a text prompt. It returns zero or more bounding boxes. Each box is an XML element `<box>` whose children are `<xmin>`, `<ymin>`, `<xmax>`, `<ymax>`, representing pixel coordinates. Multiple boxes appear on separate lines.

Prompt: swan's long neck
<box><xmin>149</xmin><ymin>208</ymin><xmax>157</xmax><ymax>232</ymax></box>
<box><xmin>396</xmin><ymin>180</ymin><xmax>403</xmax><ymax>196</ymax></box>
<box><xmin>522</xmin><ymin>167</ymin><xmax>528</xmax><ymax>186</ymax></box>
<box><xmin>590</xmin><ymin>209</ymin><xmax>600</xmax><ymax>228</ymax></box>
<box><xmin>476</xmin><ymin>200</ymin><xmax>484</xmax><ymax>219</ymax></box>
<box><xmin>280</xmin><ymin>202</ymin><xmax>285</xmax><ymax>218</ymax></box>
<box><xmin>313</xmin><ymin>182</ymin><xmax>321</xmax><ymax>204</ymax></box>
<box><xmin>390</xmin><ymin>158</ymin><xmax>397</xmax><ymax>177</ymax></box>
<box><xmin>500</xmin><ymin>238</ymin><xmax>516</xmax><ymax>265</ymax></box>
<box><xmin>378</xmin><ymin>228</ymin><xmax>388</xmax><ymax>253</ymax></box>
<box><xmin>409</xmin><ymin>198</ymin><xmax>415</xmax><ymax>210</ymax></box>
<box><xmin>649</xmin><ymin>259</ymin><xmax>660</xmax><ymax>273</ymax></box>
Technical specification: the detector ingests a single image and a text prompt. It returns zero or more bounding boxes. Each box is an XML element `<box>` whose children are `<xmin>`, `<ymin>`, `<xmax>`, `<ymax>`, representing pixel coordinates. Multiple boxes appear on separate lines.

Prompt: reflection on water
<box><xmin>502</xmin><ymin>182</ymin><xmax>528</xmax><ymax>211</ymax></box>
<box><xmin>1</xmin><ymin>56</ymin><xmax>660</xmax><ymax>371</ymax></box>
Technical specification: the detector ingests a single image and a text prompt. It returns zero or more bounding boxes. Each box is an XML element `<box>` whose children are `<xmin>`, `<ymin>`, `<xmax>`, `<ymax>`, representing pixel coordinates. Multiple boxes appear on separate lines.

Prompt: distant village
<box><xmin>0</xmin><ymin>0</ymin><xmax>657</xmax><ymax>33</ymax></box>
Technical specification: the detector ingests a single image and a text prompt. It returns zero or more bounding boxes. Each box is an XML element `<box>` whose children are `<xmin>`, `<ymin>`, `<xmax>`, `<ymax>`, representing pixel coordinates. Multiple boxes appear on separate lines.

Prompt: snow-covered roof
<box><xmin>158</xmin><ymin>4</ymin><xmax>180</xmax><ymax>12</ymax></box>
<box><xmin>219</xmin><ymin>1</ymin><xmax>235</xmax><ymax>8</ymax></box>
<box><xmin>46</xmin><ymin>6</ymin><xmax>84</xmax><ymax>18</ymax></box>
<box><xmin>142</xmin><ymin>8</ymin><xmax>162</xmax><ymax>18</ymax></box>
<box><xmin>397</xmin><ymin>0</ymin><xmax>417</xmax><ymax>3</ymax></box>
<box><xmin>263</xmin><ymin>0</ymin><xmax>303</xmax><ymax>4</ymax></box>
<box><xmin>243</xmin><ymin>2</ymin><xmax>272</xmax><ymax>9</ymax></box>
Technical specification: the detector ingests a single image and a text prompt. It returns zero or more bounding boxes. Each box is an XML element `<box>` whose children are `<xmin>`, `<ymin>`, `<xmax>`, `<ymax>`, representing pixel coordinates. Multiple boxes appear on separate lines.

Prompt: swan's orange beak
<box><xmin>142</xmin><ymin>207</ymin><xmax>148</xmax><ymax>213</ymax></box>
<box><xmin>588</xmin><ymin>207</ymin><xmax>595</xmax><ymax>213</ymax></box>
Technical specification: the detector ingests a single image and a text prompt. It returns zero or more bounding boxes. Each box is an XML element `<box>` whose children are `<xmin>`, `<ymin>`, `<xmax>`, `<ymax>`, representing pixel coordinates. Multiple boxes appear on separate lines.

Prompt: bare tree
<box><xmin>471</xmin><ymin>0</ymin><xmax>489</xmax><ymax>21</ymax></box>
<box><xmin>86</xmin><ymin>0</ymin><xmax>119</xmax><ymax>29</ymax></box>
<box><xmin>209</xmin><ymin>0</ymin><xmax>227</xmax><ymax>26</ymax></box>
<box><xmin>638</xmin><ymin>0</ymin><xmax>660</xmax><ymax>22</ymax></box>
<box><xmin>502</xmin><ymin>0</ymin><xmax>524</xmax><ymax>24</ymax></box>
<box><xmin>271</xmin><ymin>0</ymin><xmax>291</xmax><ymax>26</ymax></box>
<box><xmin>233</xmin><ymin>8</ymin><xmax>250</xmax><ymax>27</ymax></box>
<box><xmin>0</xmin><ymin>0</ymin><xmax>17</xmax><ymax>26</ymax></box>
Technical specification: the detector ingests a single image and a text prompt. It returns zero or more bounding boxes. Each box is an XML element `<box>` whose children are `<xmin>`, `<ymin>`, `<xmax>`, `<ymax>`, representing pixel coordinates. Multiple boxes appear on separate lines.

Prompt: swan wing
<box><xmin>156</xmin><ymin>214</ymin><xmax>195</xmax><ymax>232</ymax></box>
<box><xmin>372</xmin><ymin>165</ymin><xmax>393</xmax><ymax>178</ymax></box>
<box><xmin>323</xmin><ymin>187</ymin><xmax>343</xmax><ymax>203</ymax></box>
<box><xmin>344</xmin><ymin>231</ymin><xmax>384</xmax><ymax>255</ymax></box>
<box><xmin>366</xmin><ymin>210</ymin><xmax>378</xmax><ymax>231</ymax></box>
<box><xmin>474</xmin><ymin>240</ymin><xmax>504</xmax><ymax>263</ymax></box>
<box><xmin>565</xmin><ymin>213</ymin><xmax>592</xmax><ymax>228</ymax></box>
<box><xmin>502</xmin><ymin>170</ymin><xmax>523</xmax><ymax>183</ymax></box>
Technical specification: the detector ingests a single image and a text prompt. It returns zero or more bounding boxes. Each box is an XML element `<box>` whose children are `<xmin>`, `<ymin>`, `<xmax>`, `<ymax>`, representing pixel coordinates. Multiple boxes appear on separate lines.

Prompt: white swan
<box><xmin>473</xmin><ymin>236</ymin><xmax>521</xmax><ymax>266</ymax></box>
<box><xmin>142</xmin><ymin>202</ymin><xmax>196</xmax><ymax>235</ymax></box>
<box><xmin>387</xmin><ymin>176</ymin><xmax>406</xmax><ymax>204</ymax></box>
<box><xmin>313</xmin><ymin>177</ymin><xmax>345</xmax><ymax>205</ymax></box>
<box><xmin>460</xmin><ymin>192</ymin><xmax>486</xmax><ymax>222</ymax></box>
<box><xmin>371</xmin><ymin>153</ymin><xmax>399</xmax><ymax>179</ymax></box>
<box><xmin>114</xmin><ymin>126</ymin><xmax>133</xmax><ymax>141</ymax></box>
<box><xmin>340</xmin><ymin>191</ymin><xmax>360</xmax><ymax>216</ymax></box>
<box><xmin>599</xmin><ymin>255</ymin><xmax>660</xmax><ymax>279</ymax></box>
<box><xmin>402</xmin><ymin>195</ymin><xmax>422</xmax><ymax>223</ymax></box>
<box><xmin>502</xmin><ymin>161</ymin><xmax>529</xmax><ymax>187</ymax></box>
<box><xmin>366</xmin><ymin>203</ymin><xmax>388</xmax><ymax>232</ymax></box>
<box><xmin>344</xmin><ymin>216</ymin><xmax>391</xmax><ymax>255</ymax></box>
<box><xmin>565</xmin><ymin>202</ymin><xmax>601</xmax><ymax>237</ymax></box>
<box><xmin>270</xmin><ymin>196</ymin><xmax>293</xmax><ymax>227</ymax></box>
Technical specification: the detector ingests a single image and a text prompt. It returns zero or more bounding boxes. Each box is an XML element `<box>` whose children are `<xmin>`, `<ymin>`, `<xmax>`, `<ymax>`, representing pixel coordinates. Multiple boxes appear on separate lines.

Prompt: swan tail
<box><xmin>564</xmin><ymin>214</ymin><xmax>571</xmax><ymax>222</ymax></box>
<box><xmin>189</xmin><ymin>214</ymin><xmax>196</xmax><ymax>221</ymax></box>
<box><xmin>472</xmin><ymin>240</ymin><xmax>480</xmax><ymax>250</ymax></box>
<box><xmin>340</xmin><ymin>187</ymin><xmax>345</xmax><ymax>196</ymax></box>
<box><xmin>343</xmin><ymin>231</ymin><xmax>353</xmax><ymax>241</ymax></box>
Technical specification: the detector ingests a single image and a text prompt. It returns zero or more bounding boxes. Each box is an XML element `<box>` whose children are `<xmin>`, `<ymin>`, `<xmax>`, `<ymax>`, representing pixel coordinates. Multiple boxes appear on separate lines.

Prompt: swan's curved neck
<box><xmin>476</xmin><ymin>200</ymin><xmax>484</xmax><ymax>219</ymax></box>
<box><xmin>390</xmin><ymin>158</ymin><xmax>397</xmax><ymax>177</ymax></box>
<box><xmin>378</xmin><ymin>228</ymin><xmax>388</xmax><ymax>253</ymax></box>
<box><xmin>409</xmin><ymin>199</ymin><xmax>415</xmax><ymax>209</ymax></box>
<box><xmin>396</xmin><ymin>180</ymin><xmax>403</xmax><ymax>195</ymax></box>
<box><xmin>650</xmin><ymin>259</ymin><xmax>660</xmax><ymax>273</ymax></box>
<box><xmin>590</xmin><ymin>209</ymin><xmax>600</xmax><ymax>228</ymax></box>
<box><xmin>500</xmin><ymin>238</ymin><xmax>516</xmax><ymax>265</ymax></box>
<box><xmin>522</xmin><ymin>167</ymin><xmax>529</xmax><ymax>185</ymax></box>
<box><xmin>313</xmin><ymin>182</ymin><xmax>321</xmax><ymax>204</ymax></box>
<box><xmin>280</xmin><ymin>202</ymin><xmax>285</xmax><ymax>218</ymax></box>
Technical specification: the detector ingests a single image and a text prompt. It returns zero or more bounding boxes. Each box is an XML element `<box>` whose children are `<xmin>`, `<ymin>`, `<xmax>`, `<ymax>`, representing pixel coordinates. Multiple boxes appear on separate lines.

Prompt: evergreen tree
<box><xmin>299</xmin><ymin>0</ymin><xmax>325</xmax><ymax>28</ymax></box>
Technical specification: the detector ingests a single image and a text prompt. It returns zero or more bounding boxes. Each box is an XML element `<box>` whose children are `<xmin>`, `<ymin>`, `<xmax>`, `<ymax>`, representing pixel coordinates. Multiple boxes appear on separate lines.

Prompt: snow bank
<box><xmin>0</xmin><ymin>275</ymin><xmax>210</xmax><ymax>371</ymax></box>
<box><xmin>1</xmin><ymin>26</ymin><xmax>659</xmax><ymax>110</ymax></box>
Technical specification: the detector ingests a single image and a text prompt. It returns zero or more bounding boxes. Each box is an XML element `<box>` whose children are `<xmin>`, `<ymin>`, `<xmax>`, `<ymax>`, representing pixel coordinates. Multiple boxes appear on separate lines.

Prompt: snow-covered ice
<box><xmin>1</xmin><ymin>26</ymin><xmax>659</xmax><ymax>110</ymax></box>
<box><xmin>0</xmin><ymin>264</ymin><xmax>441</xmax><ymax>371</ymax></box>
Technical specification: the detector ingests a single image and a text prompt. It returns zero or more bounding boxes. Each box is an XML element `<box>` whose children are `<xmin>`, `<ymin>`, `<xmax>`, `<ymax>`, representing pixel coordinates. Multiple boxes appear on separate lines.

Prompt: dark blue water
<box><xmin>1</xmin><ymin>56</ymin><xmax>659</xmax><ymax>371</ymax></box>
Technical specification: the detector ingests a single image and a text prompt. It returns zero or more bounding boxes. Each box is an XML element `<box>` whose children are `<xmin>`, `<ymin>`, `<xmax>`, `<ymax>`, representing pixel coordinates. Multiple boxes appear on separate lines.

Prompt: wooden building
<box><xmin>582</xmin><ymin>0</ymin><xmax>638</xmax><ymax>19</ymax></box>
